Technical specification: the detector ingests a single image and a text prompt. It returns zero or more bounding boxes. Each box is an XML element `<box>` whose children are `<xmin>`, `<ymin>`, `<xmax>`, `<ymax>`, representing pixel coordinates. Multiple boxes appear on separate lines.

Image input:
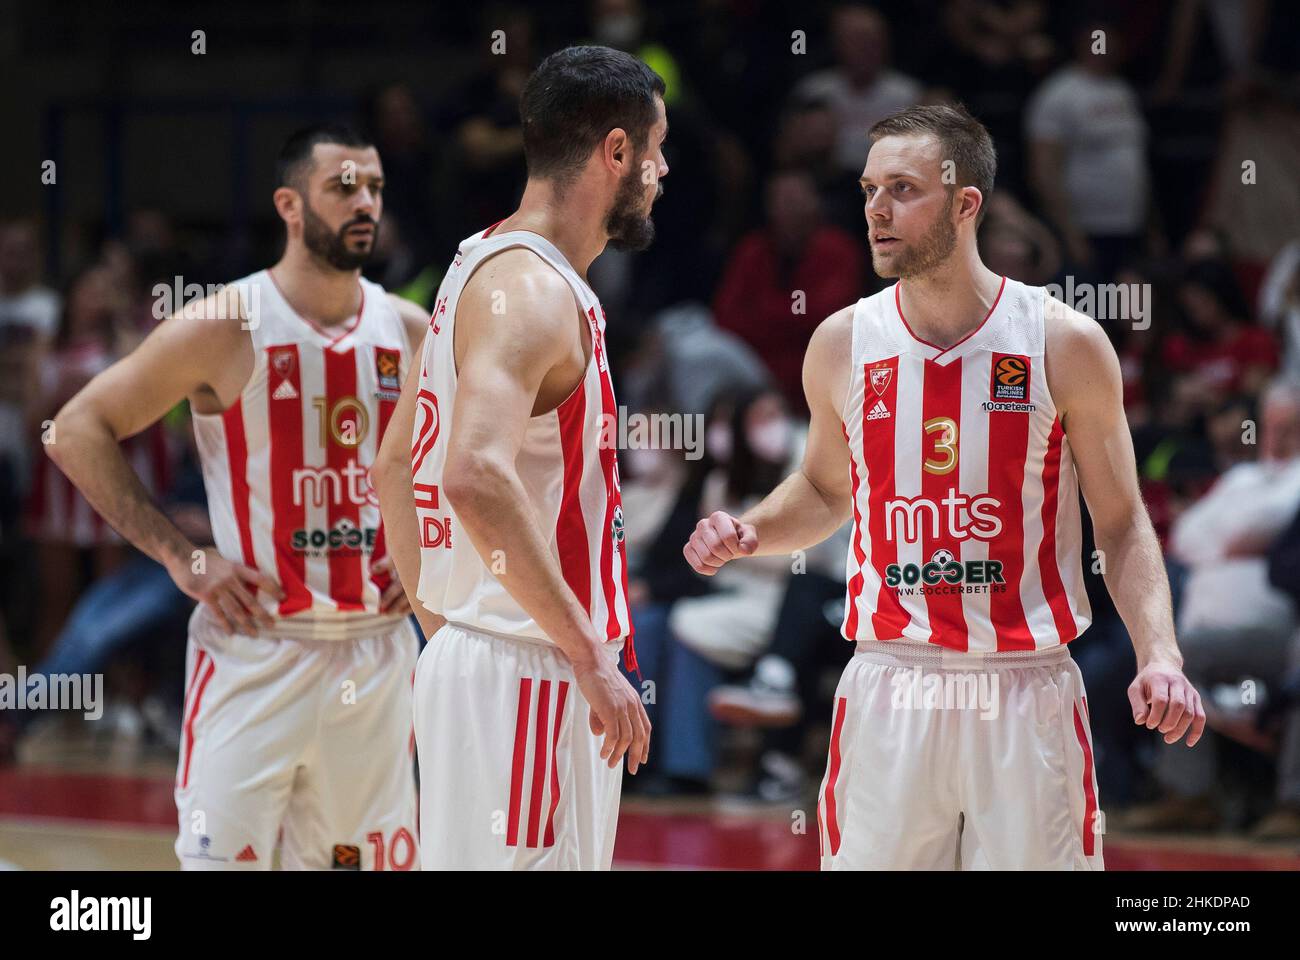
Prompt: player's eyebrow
<box><xmin>325</xmin><ymin>171</ymin><xmax>383</xmax><ymax>186</ymax></box>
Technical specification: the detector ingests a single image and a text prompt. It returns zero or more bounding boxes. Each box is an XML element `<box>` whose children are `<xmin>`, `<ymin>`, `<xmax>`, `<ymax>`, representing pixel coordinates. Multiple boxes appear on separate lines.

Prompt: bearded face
<box><xmin>604</xmin><ymin>152</ymin><xmax>660</xmax><ymax>253</ymax></box>
<box><xmin>302</xmin><ymin>198</ymin><xmax>378</xmax><ymax>271</ymax></box>
<box><xmin>870</xmin><ymin>195</ymin><xmax>958</xmax><ymax>279</ymax></box>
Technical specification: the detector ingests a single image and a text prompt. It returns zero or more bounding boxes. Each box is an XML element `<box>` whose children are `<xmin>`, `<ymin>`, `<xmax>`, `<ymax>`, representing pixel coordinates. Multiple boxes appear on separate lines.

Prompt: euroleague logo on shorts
<box><xmin>984</xmin><ymin>352</ymin><xmax>1036</xmax><ymax>412</ymax></box>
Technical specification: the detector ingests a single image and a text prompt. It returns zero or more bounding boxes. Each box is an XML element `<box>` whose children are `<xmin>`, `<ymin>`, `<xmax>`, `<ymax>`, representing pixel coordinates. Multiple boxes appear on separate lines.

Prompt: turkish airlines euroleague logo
<box><xmin>990</xmin><ymin>353</ymin><xmax>1030</xmax><ymax>402</ymax></box>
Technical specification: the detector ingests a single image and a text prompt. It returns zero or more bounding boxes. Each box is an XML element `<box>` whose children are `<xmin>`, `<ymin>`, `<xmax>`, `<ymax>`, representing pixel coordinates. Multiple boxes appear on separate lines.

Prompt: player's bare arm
<box><xmin>1045</xmin><ymin>298</ymin><xmax>1206</xmax><ymax>747</ymax></box>
<box><xmin>437</xmin><ymin>250</ymin><xmax>650</xmax><ymax>772</ymax></box>
<box><xmin>46</xmin><ymin>286</ymin><xmax>283</xmax><ymax>634</ymax></box>
<box><xmin>684</xmin><ymin>305</ymin><xmax>854</xmax><ymax>575</ymax></box>
<box><xmin>373</xmin><ymin>294</ymin><xmax>442</xmax><ymax>636</ymax></box>
<box><xmin>354</xmin><ymin>293</ymin><xmax>433</xmax><ymax>623</ymax></box>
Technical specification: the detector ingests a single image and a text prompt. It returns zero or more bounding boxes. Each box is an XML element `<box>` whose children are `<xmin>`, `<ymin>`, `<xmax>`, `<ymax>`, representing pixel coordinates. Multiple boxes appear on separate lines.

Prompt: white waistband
<box><xmin>854</xmin><ymin>638</ymin><xmax>1071</xmax><ymax>669</ymax></box>
<box><xmin>442</xmin><ymin>620</ymin><xmax>625</xmax><ymax>656</ymax></box>
<box><xmin>195</xmin><ymin>606</ymin><xmax>409</xmax><ymax>642</ymax></box>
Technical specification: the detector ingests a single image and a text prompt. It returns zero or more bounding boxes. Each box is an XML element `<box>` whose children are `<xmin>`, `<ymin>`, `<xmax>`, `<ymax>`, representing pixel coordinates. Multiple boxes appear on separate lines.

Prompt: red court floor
<box><xmin>1</xmin><ymin>766</ymin><xmax>1298</xmax><ymax>870</ymax></box>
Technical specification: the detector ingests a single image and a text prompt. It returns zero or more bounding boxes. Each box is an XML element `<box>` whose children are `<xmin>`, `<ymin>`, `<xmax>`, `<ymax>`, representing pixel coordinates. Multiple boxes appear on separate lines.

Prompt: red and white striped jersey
<box><xmin>840</xmin><ymin>276</ymin><xmax>1092</xmax><ymax>652</ymax></box>
<box><xmin>192</xmin><ymin>270</ymin><xmax>413</xmax><ymax>640</ymax></box>
<box><xmin>411</xmin><ymin>226</ymin><xmax>633</xmax><ymax>657</ymax></box>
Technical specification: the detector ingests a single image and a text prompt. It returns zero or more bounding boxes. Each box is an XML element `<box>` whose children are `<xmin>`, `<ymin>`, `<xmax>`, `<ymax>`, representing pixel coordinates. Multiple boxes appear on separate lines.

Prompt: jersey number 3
<box><xmin>922</xmin><ymin>416</ymin><xmax>958</xmax><ymax>475</ymax></box>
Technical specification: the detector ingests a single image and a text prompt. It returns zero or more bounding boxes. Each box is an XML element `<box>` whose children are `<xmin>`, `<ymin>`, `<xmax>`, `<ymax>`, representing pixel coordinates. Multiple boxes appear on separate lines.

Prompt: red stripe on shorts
<box><xmin>506</xmin><ymin>678</ymin><xmax>533</xmax><ymax>847</ymax></box>
<box><xmin>823</xmin><ymin>696</ymin><xmax>849</xmax><ymax>856</ymax></box>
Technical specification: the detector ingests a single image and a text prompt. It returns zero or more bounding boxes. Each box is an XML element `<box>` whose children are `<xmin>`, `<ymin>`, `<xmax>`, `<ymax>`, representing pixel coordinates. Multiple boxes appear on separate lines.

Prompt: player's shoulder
<box><xmin>1041</xmin><ymin>292</ymin><xmax>1121</xmax><ymax>407</ymax></box>
<box><xmin>460</xmin><ymin>246</ymin><xmax>579</xmax><ymax>337</ymax></box>
<box><xmin>803</xmin><ymin>303</ymin><xmax>857</xmax><ymax>413</ymax></box>
<box><xmin>383</xmin><ymin>291</ymin><xmax>428</xmax><ymax>323</ymax></box>
<box><xmin>379</xmin><ymin>290</ymin><xmax>432</xmax><ymax>354</ymax></box>
<box><xmin>167</xmin><ymin>284</ymin><xmax>251</xmax><ymax>342</ymax></box>
<box><xmin>1043</xmin><ymin>292</ymin><xmax>1113</xmax><ymax>356</ymax></box>
<box><xmin>808</xmin><ymin>302</ymin><xmax>856</xmax><ymax>359</ymax></box>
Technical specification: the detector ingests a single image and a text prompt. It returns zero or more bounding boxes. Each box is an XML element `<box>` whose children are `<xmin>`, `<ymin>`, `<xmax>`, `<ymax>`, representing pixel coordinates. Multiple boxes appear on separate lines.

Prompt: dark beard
<box><xmin>873</xmin><ymin>205</ymin><xmax>957</xmax><ymax>279</ymax></box>
<box><xmin>605</xmin><ymin>166</ymin><xmax>657</xmax><ymax>252</ymax></box>
<box><xmin>302</xmin><ymin>202</ymin><xmax>376</xmax><ymax>271</ymax></box>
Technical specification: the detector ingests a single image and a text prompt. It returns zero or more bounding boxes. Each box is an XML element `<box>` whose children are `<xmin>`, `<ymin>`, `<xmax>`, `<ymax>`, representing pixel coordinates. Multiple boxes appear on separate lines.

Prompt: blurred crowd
<box><xmin>4</xmin><ymin>0</ymin><xmax>1300</xmax><ymax>841</ymax></box>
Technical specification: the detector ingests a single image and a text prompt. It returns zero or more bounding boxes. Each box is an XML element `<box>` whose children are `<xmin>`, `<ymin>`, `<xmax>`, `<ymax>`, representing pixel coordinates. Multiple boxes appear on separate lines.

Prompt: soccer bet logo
<box><xmin>884</xmin><ymin>548</ymin><xmax>1008</xmax><ymax>595</ymax></box>
<box><xmin>611</xmin><ymin>504</ymin><xmax>625</xmax><ymax>548</ymax></box>
<box><xmin>290</xmin><ymin>517</ymin><xmax>379</xmax><ymax>555</ymax></box>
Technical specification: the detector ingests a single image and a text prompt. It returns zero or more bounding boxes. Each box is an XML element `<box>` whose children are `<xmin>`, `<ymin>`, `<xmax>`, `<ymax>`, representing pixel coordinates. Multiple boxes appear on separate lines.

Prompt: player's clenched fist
<box><xmin>1128</xmin><ymin>660</ymin><xmax>1207</xmax><ymax>747</ymax></box>
<box><xmin>683</xmin><ymin>510</ymin><xmax>758</xmax><ymax>576</ymax></box>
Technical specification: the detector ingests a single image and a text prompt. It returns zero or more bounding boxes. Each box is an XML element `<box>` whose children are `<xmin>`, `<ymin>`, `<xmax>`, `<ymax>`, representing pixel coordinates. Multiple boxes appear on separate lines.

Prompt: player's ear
<box><xmin>958</xmin><ymin>186</ymin><xmax>983</xmax><ymax>225</ymax></box>
<box><xmin>272</xmin><ymin>186</ymin><xmax>302</xmax><ymax>227</ymax></box>
<box><xmin>603</xmin><ymin>127</ymin><xmax>631</xmax><ymax>173</ymax></box>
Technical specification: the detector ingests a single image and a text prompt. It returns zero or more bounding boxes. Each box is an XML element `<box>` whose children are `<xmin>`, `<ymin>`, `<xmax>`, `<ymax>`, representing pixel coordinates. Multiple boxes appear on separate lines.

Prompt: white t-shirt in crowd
<box><xmin>1025</xmin><ymin>65</ymin><xmax>1149</xmax><ymax>236</ymax></box>
<box><xmin>0</xmin><ymin>285</ymin><xmax>60</xmax><ymax>340</ymax></box>
<box><xmin>1170</xmin><ymin>457</ymin><xmax>1300</xmax><ymax>635</ymax></box>
<box><xmin>796</xmin><ymin>68</ymin><xmax>923</xmax><ymax>172</ymax></box>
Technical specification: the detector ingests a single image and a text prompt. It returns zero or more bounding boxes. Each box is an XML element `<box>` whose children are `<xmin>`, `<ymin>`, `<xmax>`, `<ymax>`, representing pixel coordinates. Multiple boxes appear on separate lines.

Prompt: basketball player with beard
<box><xmin>684</xmin><ymin>104</ymin><xmax>1205</xmax><ymax>869</ymax></box>
<box><xmin>373</xmin><ymin>47</ymin><xmax>662</xmax><ymax>869</ymax></box>
<box><xmin>47</xmin><ymin>124</ymin><xmax>431</xmax><ymax>870</ymax></box>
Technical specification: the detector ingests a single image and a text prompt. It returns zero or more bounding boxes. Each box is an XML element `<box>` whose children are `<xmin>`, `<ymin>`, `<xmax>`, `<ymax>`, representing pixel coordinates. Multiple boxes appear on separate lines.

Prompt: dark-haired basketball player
<box><xmin>48</xmin><ymin>124</ymin><xmax>430</xmax><ymax>870</ymax></box>
<box><xmin>374</xmin><ymin>46</ymin><xmax>664</xmax><ymax>870</ymax></box>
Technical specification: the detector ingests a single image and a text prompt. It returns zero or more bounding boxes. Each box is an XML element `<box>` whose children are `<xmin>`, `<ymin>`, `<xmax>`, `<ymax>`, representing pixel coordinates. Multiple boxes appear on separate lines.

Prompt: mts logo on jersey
<box><xmin>990</xmin><ymin>353</ymin><xmax>1030</xmax><ymax>402</ymax></box>
<box><xmin>884</xmin><ymin>490</ymin><xmax>1003</xmax><ymax>543</ymax></box>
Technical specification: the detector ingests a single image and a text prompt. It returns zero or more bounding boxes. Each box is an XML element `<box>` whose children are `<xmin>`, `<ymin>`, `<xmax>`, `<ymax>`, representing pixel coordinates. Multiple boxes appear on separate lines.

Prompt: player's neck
<box><xmin>495</xmin><ymin>179</ymin><xmax>610</xmax><ymax>280</ymax></box>
<box><xmin>269</xmin><ymin>248</ymin><xmax>363</xmax><ymax>328</ymax></box>
<box><xmin>897</xmin><ymin>256</ymin><xmax>1004</xmax><ymax>350</ymax></box>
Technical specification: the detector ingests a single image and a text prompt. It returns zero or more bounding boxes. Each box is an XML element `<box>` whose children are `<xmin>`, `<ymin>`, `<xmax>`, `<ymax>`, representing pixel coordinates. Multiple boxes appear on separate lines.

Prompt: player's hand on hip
<box><xmin>573</xmin><ymin>653</ymin><xmax>651</xmax><ymax>774</ymax></box>
<box><xmin>683</xmin><ymin>510</ymin><xmax>758</xmax><ymax>576</ymax></box>
<box><xmin>1128</xmin><ymin>660</ymin><xmax>1207</xmax><ymax>746</ymax></box>
<box><xmin>370</xmin><ymin>555</ymin><xmax>412</xmax><ymax>615</ymax></box>
<box><xmin>170</xmin><ymin>549</ymin><xmax>283</xmax><ymax>636</ymax></box>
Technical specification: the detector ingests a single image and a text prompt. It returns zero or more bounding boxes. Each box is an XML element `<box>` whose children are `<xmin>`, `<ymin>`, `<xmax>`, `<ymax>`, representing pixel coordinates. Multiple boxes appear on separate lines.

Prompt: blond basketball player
<box><xmin>47</xmin><ymin>125</ymin><xmax>430</xmax><ymax>870</ymax></box>
<box><xmin>373</xmin><ymin>46</ymin><xmax>662</xmax><ymax>870</ymax></box>
<box><xmin>684</xmin><ymin>104</ymin><xmax>1206</xmax><ymax>870</ymax></box>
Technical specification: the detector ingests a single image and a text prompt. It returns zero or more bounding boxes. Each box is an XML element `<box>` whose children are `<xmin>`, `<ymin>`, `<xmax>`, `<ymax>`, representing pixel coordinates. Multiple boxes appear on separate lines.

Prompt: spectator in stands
<box><xmin>795</xmin><ymin>4</ymin><xmax>924</xmax><ymax>176</ymax></box>
<box><xmin>362</xmin><ymin>80</ymin><xmax>441</xmax><ymax>272</ymax></box>
<box><xmin>24</xmin><ymin>266</ymin><xmax>173</xmax><ymax>660</ymax></box>
<box><xmin>624</xmin><ymin>387</ymin><xmax>797</xmax><ymax>795</ymax></box>
<box><xmin>772</xmin><ymin>95</ymin><xmax>870</xmax><ymax>252</ymax></box>
<box><xmin>437</xmin><ymin>5</ymin><xmax>534</xmax><ymax>246</ymax></box>
<box><xmin>1258</xmin><ymin>239</ymin><xmax>1300</xmax><ymax>383</ymax></box>
<box><xmin>977</xmin><ymin>192</ymin><xmax>1062</xmax><ymax>287</ymax></box>
<box><xmin>1163</xmin><ymin>258</ymin><xmax>1279</xmax><ymax>407</ymax></box>
<box><xmin>0</xmin><ymin>220</ymin><xmax>61</xmax><ymax>724</ymax></box>
<box><xmin>713</xmin><ymin>170</ymin><xmax>863</xmax><ymax>416</ymax></box>
<box><xmin>1121</xmin><ymin>380</ymin><xmax>1300</xmax><ymax>835</ymax></box>
<box><xmin>0</xmin><ymin>220</ymin><xmax>60</xmax><ymax>506</ymax></box>
<box><xmin>1026</xmin><ymin>19</ymin><xmax>1152</xmax><ymax>280</ymax></box>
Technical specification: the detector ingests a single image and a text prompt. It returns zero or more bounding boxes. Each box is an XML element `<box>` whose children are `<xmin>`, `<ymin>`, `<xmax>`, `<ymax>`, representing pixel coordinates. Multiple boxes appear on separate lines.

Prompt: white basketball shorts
<box><xmin>817</xmin><ymin>639</ymin><xmax>1103</xmax><ymax>870</ymax></box>
<box><xmin>174</xmin><ymin>607</ymin><xmax>420</xmax><ymax>870</ymax></box>
<box><xmin>413</xmin><ymin>621</ymin><xmax>623</xmax><ymax>870</ymax></box>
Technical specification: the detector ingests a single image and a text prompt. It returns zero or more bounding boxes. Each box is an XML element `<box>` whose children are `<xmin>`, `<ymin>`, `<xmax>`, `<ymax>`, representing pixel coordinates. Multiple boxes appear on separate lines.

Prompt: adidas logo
<box><xmin>272</xmin><ymin>378</ymin><xmax>298</xmax><ymax>401</ymax></box>
<box><xmin>235</xmin><ymin>845</ymin><xmax>258</xmax><ymax>862</ymax></box>
<box><xmin>866</xmin><ymin>399</ymin><xmax>891</xmax><ymax>421</ymax></box>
